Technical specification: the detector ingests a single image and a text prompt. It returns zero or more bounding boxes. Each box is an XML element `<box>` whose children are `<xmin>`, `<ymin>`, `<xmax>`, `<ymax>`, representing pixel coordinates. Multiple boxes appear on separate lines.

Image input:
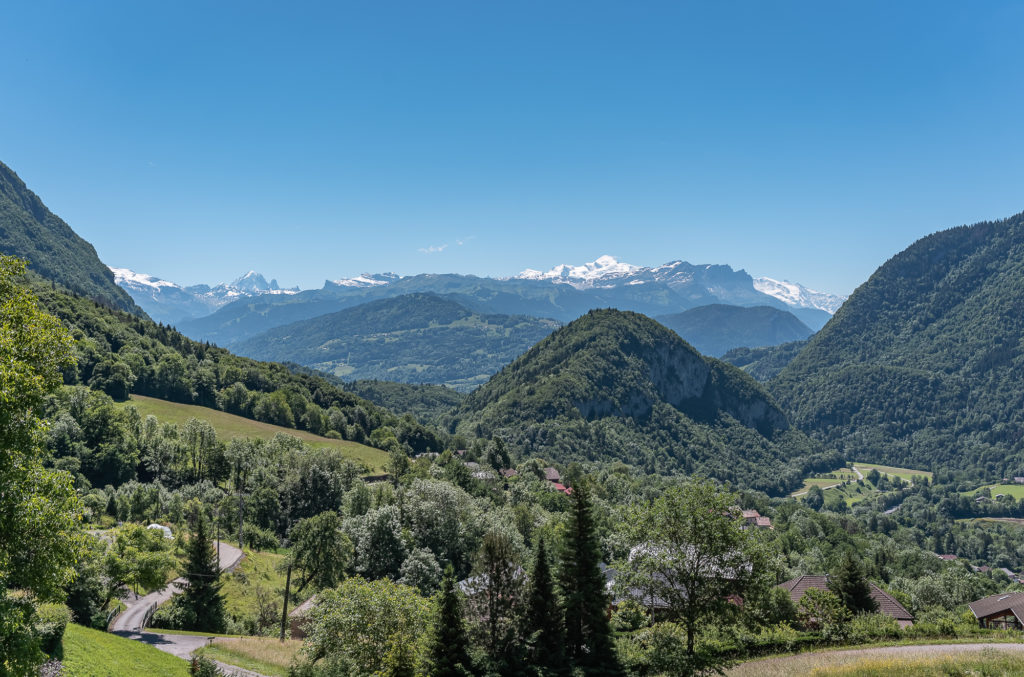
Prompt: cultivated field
<box><xmin>965</xmin><ymin>483</ymin><xmax>1024</xmax><ymax>499</ymax></box>
<box><xmin>119</xmin><ymin>395</ymin><xmax>390</xmax><ymax>472</ymax></box>
<box><xmin>853</xmin><ymin>462</ymin><xmax>933</xmax><ymax>483</ymax></box>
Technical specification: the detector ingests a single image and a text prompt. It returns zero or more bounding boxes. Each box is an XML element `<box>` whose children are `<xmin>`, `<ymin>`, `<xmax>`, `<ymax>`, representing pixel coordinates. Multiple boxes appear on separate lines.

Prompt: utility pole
<box><xmin>280</xmin><ymin>563</ymin><xmax>292</xmax><ymax>642</ymax></box>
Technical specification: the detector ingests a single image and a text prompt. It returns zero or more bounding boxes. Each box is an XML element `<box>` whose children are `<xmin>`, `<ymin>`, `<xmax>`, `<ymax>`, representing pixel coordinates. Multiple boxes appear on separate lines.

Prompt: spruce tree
<box><xmin>559</xmin><ymin>481</ymin><xmax>620</xmax><ymax>675</ymax></box>
<box><xmin>427</xmin><ymin>564</ymin><xmax>472</xmax><ymax>677</ymax></box>
<box><xmin>525</xmin><ymin>538</ymin><xmax>566</xmax><ymax>674</ymax></box>
<box><xmin>181</xmin><ymin>507</ymin><xmax>226</xmax><ymax>632</ymax></box>
<box><xmin>829</xmin><ymin>551</ymin><xmax>878</xmax><ymax>615</ymax></box>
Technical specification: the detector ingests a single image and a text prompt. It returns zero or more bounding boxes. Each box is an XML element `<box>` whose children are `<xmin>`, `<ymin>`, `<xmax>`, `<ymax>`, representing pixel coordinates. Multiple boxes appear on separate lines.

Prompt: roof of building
<box><xmin>741</xmin><ymin>509</ymin><xmax>760</xmax><ymax>519</ymax></box>
<box><xmin>779</xmin><ymin>575</ymin><xmax>913</xmax><ymax>621</ymax></box>
<box><xmin>969</xmin><ymin>592</ymin><xmax>1024</xmax><ymax>621</ymax></box>
<box><xmin>500</xmin><ymin>468</ymin><xmax>519</xmax><ymax>478</ymax></box>
<box><xmin>289</xmin><ymin>594</ymin><xmax>319</xmax><ymax>618</ymax></box>
<box><xmin>544</xmin><ymin>467</ymin><xmax>561</xmax><ymax>482</ymax></box>
<box><xmin>755</xmin><ymin>516</ymin><xmax>772</xmax><ymax>528</ymax></box>
<box><xmin>937</xmin><ymin>554</ymin><xmax>958</xmax><ymax>560</ymax></box>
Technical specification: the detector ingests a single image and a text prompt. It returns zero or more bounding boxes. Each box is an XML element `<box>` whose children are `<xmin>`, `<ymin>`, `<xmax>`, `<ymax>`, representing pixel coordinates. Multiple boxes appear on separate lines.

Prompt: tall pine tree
<box><xmin>829</xmin><ymin>551</ymin><xmax>877</xmax><ymax>615</ymax></box>
<box><xmin>427</xmin><ymin>565</ymin><xmax>472</xmax><ymax>677</ymax></box>
<box><xmin>525</xmin><ymin>538</ymin><xmax>566</xmax><ymax>674</ymax></box>
<box><xmin>180</xmin><ymin>506</ymin><xmax>226</xmax><ymax>632</ymax></box>
<box><xmin>559</xmin><ymin>481</ymin><xmax>620</xmax><ymax>675</ymax></box>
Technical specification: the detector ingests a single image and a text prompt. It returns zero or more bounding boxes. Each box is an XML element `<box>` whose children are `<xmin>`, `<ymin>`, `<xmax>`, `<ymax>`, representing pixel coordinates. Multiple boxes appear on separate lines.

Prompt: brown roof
<box><xmin>969</xmin><ymin>592</ymin><xmax>1024</xmax><ymax>621</ymax></box>
<box><xmin>741</xmin><ymin>509</ymin><xmax>760</xmax><ymax>519</ymax></box>
<box><xmin>500</xmin><ymin>468</ymin><xmax>519</xmax><ymax>478</ymax></box>
<box><xmin>755</xmin><ymin>516</ymin><xmax>772</xmax><ymax>528</ymax></box>
<box><xmin>779</xmin><ymin>575</ymin><xmax>913</xmax><ymax>622</ymax></box>
<box><xmin>544</xmin><ymin>467</ymin><xmax>560</xmax><ymax>482</ymax></box>
<box><xmin>289</xmin><ymin>594</ymin><xmax>319</xmax><ymax>618</ymax></box>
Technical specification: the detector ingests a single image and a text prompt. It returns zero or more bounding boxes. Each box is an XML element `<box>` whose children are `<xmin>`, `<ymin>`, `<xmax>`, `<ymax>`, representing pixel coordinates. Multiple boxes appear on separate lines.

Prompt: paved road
<box><xmin>112</xmin><ymin>631</ymin><xmax>269</xmax><ymax>677</ymax></box>
<box><xmin>110</xmin><ymin>540</ymin><xmax>244</xmax><ymax>633</ymax></box>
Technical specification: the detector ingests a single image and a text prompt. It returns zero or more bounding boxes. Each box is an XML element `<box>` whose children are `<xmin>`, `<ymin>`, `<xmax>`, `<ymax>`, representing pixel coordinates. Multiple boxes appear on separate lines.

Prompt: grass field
<box><xmin>119</xmin><ymin>395</ymin><xmax>389</xmax><ymax>472</ymax></box>
<box><xmin>964</xmin><ymin>483</ymin><xmax>1024</xmax><ymax>499</ymax></box>
<box><xmin>791</xmin><ymin>467</ymin><xmax>860</xmax><ymax>496</ymax></box>
<box><xmin>60</xmin><ymin>623</ymin><xmax>190</xmax><ymax>677</ymax></box>
<box><xmin>728</xmin><ymin>645</ymin><xmax>1024</xmax><ymax>676</ymax></box>
<box><xmin>197</xmin><ymin>638</ymin><xmax>303</xmax><ymax>677</ymax></box>
<box><xmin>221</xmin><ymin>548</ymin><xmax>314</xmax><ymax>627</ymax></box>
<box><xmin>853</xmin><ymin>462</ymin><xmax>933</xmax><ymax>482</ymax></box>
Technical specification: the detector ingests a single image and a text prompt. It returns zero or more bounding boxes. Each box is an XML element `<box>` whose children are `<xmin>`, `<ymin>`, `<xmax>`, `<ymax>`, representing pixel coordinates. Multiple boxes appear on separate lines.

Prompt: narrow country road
<box><xmin>109</xmin><ymin>540</ymin><xmax>268</xmax><ymax>675</ymax></box>
<box><xmin>111</xmin><ymin>540</ymin><xmax>244</xmax><ymax>633</ymax></box>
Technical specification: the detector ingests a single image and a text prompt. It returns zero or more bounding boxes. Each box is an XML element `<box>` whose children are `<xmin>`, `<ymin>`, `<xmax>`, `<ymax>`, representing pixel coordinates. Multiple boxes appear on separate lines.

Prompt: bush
<box><xmin>847</xmin><ymin>612</ymin><xmax>901</xmax><ymax>642</ymax></box>
<box><xmin>611</xmin><ymin>599</ymin><xmax>650</xmax><ymax>632</ymax></box>
<box><xmin>242</xmin><ymin>523</ymin><xmax>280</xmax><ymax>551</ymax></box>
<box><xmin>190</xmin><ymin>655</ymin><xmax>223</xmax><ymax>676</ymax></box>
<box><xmin>151</xmin><ymin>596</ymin><xmax>195</xmax><ymax>631</ymax></box>
<box><xmin>35</xmin><ymin>603</ymin><xmax>72</xmax><ymax>655</ymax></box>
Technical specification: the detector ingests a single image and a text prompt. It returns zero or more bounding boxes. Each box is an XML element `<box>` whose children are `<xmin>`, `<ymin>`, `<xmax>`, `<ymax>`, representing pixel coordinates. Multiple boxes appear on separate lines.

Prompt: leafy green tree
<box><xmin>829</xmin><ymin>552</ymin><xmax>878</xmax><ymax>614</ymax></box>
<box><xmin>0</xmin><ymin>256</ymin><xmax>82</xmax><ymax>674</ymax></box>
<box><xmin>797</xmin><ymin>588</ymin><xmax>850</xmax><ymax>639</ymax></box>
<box><xmin>617</xmin><ymin>479</ymin><xmax>767</xmax><ymax>661</ymax></box>
<box><xmin>524</xmin><ymin>537</ymin><xmax>566</xmax><ymax>673</ymax></box>
<box><xmin>559</xmin><ymin>480</ymin><xmax>620</xmax><ymax>675</ymax></box>
<box><xmin>353</xmin><ymin>505</ymin><xmax>407</xmax><ymax>580</ymax></box>
<box><xmin>177</xmin><ymin>506</ymin><xmax>226</xmax><ymax>632</ymax></box>
<box><xmin>290</xmin><ymin>511</ymin><xmax>353</xmax><ymax>594</ymax></box>
<box><xmin>102</xmin><ymin>524</ymin><xmax>176</xmax><ymax>604</ymax></box>
<box><xmin>427</xmin><ymin>565</ymin><xmax>473</xmax><ymax>677</ymax></box>
<box><xmin>805</xmin><ymin>485</ymin><xmax>825</xmax><ymax>510</ymax></box>
<box><xmin>464</xmin><ymin>527</ymin><xmax>526</xmax><ymax>670</ymax></box>
<box><xmin>300</xmin><ymin>577</ymin><xmax>431</xmax><ymax>676</ymax></box>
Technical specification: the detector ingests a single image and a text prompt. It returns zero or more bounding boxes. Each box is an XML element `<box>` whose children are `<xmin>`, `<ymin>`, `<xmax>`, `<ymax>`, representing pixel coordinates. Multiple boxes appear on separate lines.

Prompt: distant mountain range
<box><xmin>657</xmin><ymin>304</ymin><xmax>813</xmax><ymax>357</ymax></box>
<box><xmin>111</xmin><ymin>256</ymin><xmax>842</xmax><ymax>345</ymax></box>
<box><xmin>110</xmin><ymin>267</ymin><xmax>298</xmax><ymax>325</ymax></box>
<box><xmin>233</xmin><ymin>293</ymin><xmax>560</xmax><ymax>391</ymax></box>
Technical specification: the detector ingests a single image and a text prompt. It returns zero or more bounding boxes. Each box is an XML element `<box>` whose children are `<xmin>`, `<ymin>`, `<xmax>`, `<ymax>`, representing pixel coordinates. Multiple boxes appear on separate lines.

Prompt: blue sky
<box><xmin>2</xmin><ymin>1</ymin><xmax>1023</xmax><ymax>295</ymax></box>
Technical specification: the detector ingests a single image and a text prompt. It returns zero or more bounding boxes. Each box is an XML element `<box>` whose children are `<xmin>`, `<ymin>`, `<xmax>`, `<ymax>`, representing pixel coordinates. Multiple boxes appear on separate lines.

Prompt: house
<box><xmin>500</xmin><ymin>468</ymin><xmax>519</xmax><ymax>479</ymax></box>
<box><xmin>551</xmin><ymin>482</ymin><xmax>572</xmax><ymax>496</ymax></box>
<box><xmin>968</xmin><ymin>592</ymin><xmax>1024</xmax><ymax>630</ymax></box>
<box><xmin>739</xmin><ymin>509</ymin><xmax>772</xmax><ymax>530</ymax></box>
<box><xmin>1014</xmin><ymin>477</ymin><xmax>1024</xmax><ymax>484</ymax></box>
<box><xmin>936</xmin><ymin>554</ymin><xmax>958</xmax><ymax>561</ymax></box>
<box><xmin>779</xmin><ymin>575</ymin><xmax>914</xmax><ymax>628</ymax></box>
<box><xmin>288</xmin><ymin>595</ymin><xmax>319</xmax><ymax>639</ymax></box>
<box><xmin>146</xmin><ymin>523</ymin><xmax>173</xmax><ymax>539</ymax></box>
<box><xmin>544</xmin><ymin>467</ymin><xmax>561</xmax><ymax>483</ymax></box>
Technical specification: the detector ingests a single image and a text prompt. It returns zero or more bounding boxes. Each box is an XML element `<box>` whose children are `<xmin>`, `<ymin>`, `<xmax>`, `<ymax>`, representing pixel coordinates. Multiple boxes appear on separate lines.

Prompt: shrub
<box><xmin>190</xmin><ymin>655</ymin><xmax>223</xmax><ymax>676</ymax></box>
<box><xmin>848</xmin><ymin>612</ymin><xmax>901</xmax><ymax>642</ymax></box>
<box><xmin>242</xmin><ymin>523</ymin><xmax>280</xmax><ymax>551</ymax></box>
<box><xmin>611</xmin><ymin>599</ymin><xmax>650</xmax><ymax>632</ymax></box>
<box><xmin>34</xmin><ymin>603</ymin><xmax>72</xmax><ymax>655</ymax></box>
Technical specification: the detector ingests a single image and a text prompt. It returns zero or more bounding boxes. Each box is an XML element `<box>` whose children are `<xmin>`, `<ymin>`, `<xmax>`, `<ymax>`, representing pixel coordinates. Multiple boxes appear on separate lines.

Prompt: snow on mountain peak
<box><xmin>330</xmin><ymin>272</ymin><xmax>400</xmax><ymax>287</ymax></box>
<box><xmin>109</xmin><ymin>267</ymin><xmax>182</xmax><ymax>290</ymax></box>
<box><xmin>753</xmin><ymin>277</ymin><xmax>846</xmax><ymax>314</ymax></box>
<box><xmin>515</xmin><ymin>255</ymin><xmax>641</xmax><ymax>288</ymax></box>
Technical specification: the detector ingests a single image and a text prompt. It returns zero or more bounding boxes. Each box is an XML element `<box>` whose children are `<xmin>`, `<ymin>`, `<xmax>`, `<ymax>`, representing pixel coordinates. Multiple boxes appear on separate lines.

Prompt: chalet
<box><xmin>500</xmin><ymin>468</ymin><xmax>519</xmax><ymax>479</ymax></box>
<box><xmin>739</xmin><ymin>509</ymin><xmax>772</xmax><ymax>530</ymax></box>
<box><xmin>544</xmin><ymin>467</ymin><xmax>561</xmax><ymax>483</ymax></box>
<box><xmin>779</xmin><ymin>575</ymin><xmax>914</xmax><ymax>628</ymax></box>
<box><xmin>968</xmin><ymin>592</ymin><xmax>1024</xmax><ymax>630</ymax></box>
<box><xmin>288</xmin><ymin>595</ymin><xmax>319</xmax><ymax>639</ymax></box>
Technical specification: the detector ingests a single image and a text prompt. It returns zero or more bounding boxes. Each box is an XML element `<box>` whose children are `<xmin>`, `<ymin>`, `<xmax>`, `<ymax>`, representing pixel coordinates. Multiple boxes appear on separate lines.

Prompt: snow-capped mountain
<box><xmin>514</xmin><ymin>256</ymin><xmax>845</xmax><ymax>315</ymax></box>
<box><xmin>110</xmin><ymin>267</ymin><xmax>297</xmax><ymax>325</ymax></box>
<box><xmin>328</xmin><ymin>272</ymin><xmax>402</xmax><ymax>288</ymax></box>
<box><xmin>753</xmin><ymin>277</ymin><xmax>845</xmax><ymax>314</ymax></box>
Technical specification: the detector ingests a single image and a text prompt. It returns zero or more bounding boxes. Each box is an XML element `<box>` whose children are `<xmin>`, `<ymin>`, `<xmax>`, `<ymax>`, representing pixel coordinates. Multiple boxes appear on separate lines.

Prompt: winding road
<box><xmin>110</xmin><ymin>541</ymin><xmax>266</xmax><ymax>676</ymax></box>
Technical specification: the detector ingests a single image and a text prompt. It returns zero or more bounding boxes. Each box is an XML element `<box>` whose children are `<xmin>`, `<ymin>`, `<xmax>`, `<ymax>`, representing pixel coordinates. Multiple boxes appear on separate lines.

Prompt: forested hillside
<box><xmin>451</xmin><ymin>309</ymin><xmax>836</xmax><ymax>494</ymax></box>
<box><xmin>0</xmin><ymin>161</ymin><xmax>141</xmax><ymax>314</ymax></box>
<box><xmin>657</xmin><ymin>304</ymin><xmax>812</xmax><ymax>357</ymax></box>
<box><xmin>233</xmin><ymin>294</ymin><xmax>559</xmax><ymax>391</ymax></box>
<box><xmin>773</xmin><ymin>211</ymin><xmax>1024</xmax><ymax>478</ymax></box>
<box><xmin>722</xmin><ymin>340</ymin><xmax>809</xmax><ymax>382</ymax></box>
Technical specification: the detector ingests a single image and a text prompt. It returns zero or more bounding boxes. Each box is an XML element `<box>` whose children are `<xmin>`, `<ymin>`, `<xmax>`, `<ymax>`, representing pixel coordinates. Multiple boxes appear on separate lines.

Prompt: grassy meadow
<box><xmin>118</xmin><ymin>394</ymin><xmax>390</xmax><ymax>472</ymax></box>
<box><xmin>60</xmin><ymin>623</ymin><xmax>190</xmax><ymax>677</ymax></box>
<box><xmin>197</xmin><ymin>638</ymin><xmax>303</xmax><ymax>677</ymax></box>
<box><xmin>728</xmin><ymin>646</ymin><xmax>1024</xmax><ymax>677</ymax></box>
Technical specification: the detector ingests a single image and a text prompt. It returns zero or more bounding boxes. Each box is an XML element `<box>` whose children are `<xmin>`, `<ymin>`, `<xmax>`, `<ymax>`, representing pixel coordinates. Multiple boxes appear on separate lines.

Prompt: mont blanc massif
<box><xmin>9</xmin><ymin>154</ymin><xmax>1024</xmax><ymax>676</ymax></box>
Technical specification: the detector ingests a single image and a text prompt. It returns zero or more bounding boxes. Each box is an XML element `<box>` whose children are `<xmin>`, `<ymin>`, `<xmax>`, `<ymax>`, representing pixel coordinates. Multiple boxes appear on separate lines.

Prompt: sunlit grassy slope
<box><xmin>118</xmin><ymin>394</ymin><xmax>389</xmax><ymax>472</ymax></box>
<box><xmin>60</xmin><ymin>623</ymin><xmax>190</xmax><ymax>677</ymax></box>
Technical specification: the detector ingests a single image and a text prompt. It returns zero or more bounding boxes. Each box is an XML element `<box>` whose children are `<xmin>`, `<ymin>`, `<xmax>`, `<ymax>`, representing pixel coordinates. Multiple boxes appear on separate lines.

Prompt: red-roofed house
<box><xmin>779</xmin><ymin>575</ymin><xmax>914</xmax><ymax>628</ymax></box>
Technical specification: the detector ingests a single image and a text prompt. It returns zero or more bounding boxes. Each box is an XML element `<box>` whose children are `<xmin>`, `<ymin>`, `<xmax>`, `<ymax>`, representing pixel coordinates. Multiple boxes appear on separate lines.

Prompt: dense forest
<box><xmin>656</xmin><ymin>304</ymin><xmax>812</xmax><ymax>357</ymax></box>
<box><xmin>721</xmin><ymin>340</ymin><xmax>809</xmax><ymax>382</ymax></box>
<box><xmin>772</xmin><ymin>211</ymin><xmax>1024</xmax><ymax>479</ymax></box>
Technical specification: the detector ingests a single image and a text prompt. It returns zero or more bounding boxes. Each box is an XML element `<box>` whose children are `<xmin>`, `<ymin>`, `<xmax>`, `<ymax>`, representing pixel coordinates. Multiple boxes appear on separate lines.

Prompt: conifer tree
<box><xmin>559</xmin><ymin>481</ymin><xmax>620</xmax><ymax>675</ymax></box>
<box><xmin>829</xmin><ymin>551</ymin><xmax>877</xmax><ymax>615</ymax></box>
<box><xmin>180</xmin><ymin>506</ymin><xmax>226</xmax><ymax>632</ymax></box>
<box><xmin>525</xmin><ymin>538</ymin><xmax>566</xmax><ymax>674</ymax></box>
<box><xmin>427</xmin><ymin>564</ymin><xmax>472</xmax><ymax>677</ymax></box>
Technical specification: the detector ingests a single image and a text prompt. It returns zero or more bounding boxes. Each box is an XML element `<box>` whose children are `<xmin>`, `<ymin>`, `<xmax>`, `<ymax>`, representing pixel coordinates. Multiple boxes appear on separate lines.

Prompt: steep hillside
<box><xmin>721</xmin><ymin>340</ymin><xmax>808</xmax><ymax>382</ymax></box>
<box><xmin>346</xmin><ymin>380</ymin><xmax>465</xmax><ymax>422</ymax></box>
<box><xmin>452</xmin><ymin>309</ymin><xmax>835</xmax><ymax>494</ymax></box>
<box><xmin>657</xmin><ymin>304</ymin><xmax>813</xmax><ymax>356</ymax></box>
<box><xmin>0</xmin><ymin>161</ymin><xmax>140</xmax><ymax>313</ymax></box>
<box><xmin>772</xmin><ymin>211</ymin><xmax>1024</xmax><ymax>478</ymax></box>
<box><xmin>233</xmin><ymin>294</ymin><xmax>560</xmax><ymax>391</ymax></box>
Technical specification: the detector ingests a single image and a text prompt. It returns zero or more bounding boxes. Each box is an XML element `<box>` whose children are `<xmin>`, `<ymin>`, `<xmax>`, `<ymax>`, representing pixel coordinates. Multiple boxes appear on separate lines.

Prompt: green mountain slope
<box><xmin>657</xmin><ymin>304</ymin><xmax>813</xmax><ymax>357</ymax></box>
<box><xmin>772</xmin><ymin>210</ymin><xmax>1024</xmax><ymax>478</ymax></box>
<box><xmin>721</xmin><ymin>340</ymin><xmax>808</xmax><ymax>382</ymax></box>
<box><xmin>232</xmin><ymin>293</ymin><xmax>560</xmax><ymax>391</ymax></box>
<box><xmin>451</xmin><ymin>309</ymin><xmax>836</xmax><ymax>494</ymax></box>
<box><xmin>0</xmin><ymin>160</ymin><xmax>141</xmax><ymax>313</ymax></box>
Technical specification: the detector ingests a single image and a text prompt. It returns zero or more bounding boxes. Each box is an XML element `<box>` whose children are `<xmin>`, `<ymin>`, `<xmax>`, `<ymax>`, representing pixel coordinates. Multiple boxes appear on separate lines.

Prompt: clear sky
<box><xmin>2</xmin><ymin>1</ymin><xmax>1023</xmax><ymax>295</ymax></box>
